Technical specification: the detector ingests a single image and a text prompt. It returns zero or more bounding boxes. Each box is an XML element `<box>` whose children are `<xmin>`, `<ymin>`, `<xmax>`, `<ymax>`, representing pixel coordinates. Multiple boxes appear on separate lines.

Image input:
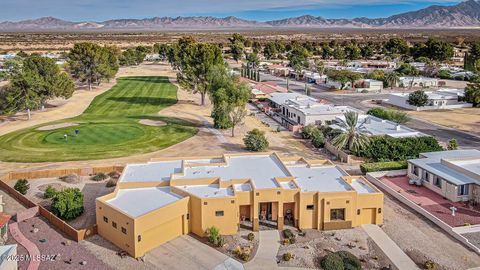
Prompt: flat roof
<box><xmin>389</xmin><ymin>89</ymin><xmax>464</xmax><ymax>100</ymax></box>
<box><xmin>269</xmin><ymin>93</ymin><xmax>317</xmax><ymax>106</ymax></box>
<box><xmin>410</xmin><ymin>150</ymin><xmax>480</xmax><ymax>186</ymax></box>
<box><xmin>448</xmin><ymin>159</ymin><xmax>480</xmax><ymax>176</ymax></box>
<box><xmin>287</xmin><ymin>165</ymin><xmax>353</xmax><ymax>192</ymax></box>
<box><xmin>350</xmin><ymin>178</ymin><xmax>377</xmax><ymax>194</ymax></box>
<box><xmin>120</xmin><ymin>161</ymin><xmax>182</xmax><ymax>183</ymax></box>
<box><xmin>106</xmin><ymin>187</ymin><xmax>183</xmax><ymax>217</ymax></box>
<box><xmin>331</xmin><ymin>115</ymin><xmax>425</xmax><ymax>138</ymax></box>
<box><xmin>176</xmin><ymin>184</ymin><xmax>234</xmax><ymax>198</ymax></box>
<box><xmin>174</xmin><ymin>155</ymin><xmax>289</xmax><ymax>189</ymax></box>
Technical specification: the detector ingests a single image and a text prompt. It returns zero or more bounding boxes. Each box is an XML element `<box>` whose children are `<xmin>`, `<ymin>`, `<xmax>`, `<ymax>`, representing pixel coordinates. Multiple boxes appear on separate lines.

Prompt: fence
<box><xmin>2</xmin><ymin>166</ymin><xmax>124</xmax><ymax>182</ymax></box>
<box><xmin>325</xmin><ymin>141</ymin><xmax>365</xmax><ymax>165</ymax></box>
<box><xmin>0</xmin><ymin>165</ymin><xmax>121</xmax><ymax>241</ymax></box>
<box><xmin>366</xmin><ymin>170</ymin><xmax>480</xmax><ymax>254</ymax></box>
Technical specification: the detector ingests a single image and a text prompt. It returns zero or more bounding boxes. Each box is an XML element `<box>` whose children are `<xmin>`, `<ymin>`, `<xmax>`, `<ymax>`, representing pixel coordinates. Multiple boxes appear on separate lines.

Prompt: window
<box><xmin>121</xmin><ymin>227</ymin><xmax>127</xmax><ymax>234</ymax></box>
<box><xmin>433</xmin><ymin>176</ymin><xmax>442</xmax><ymax>188</ymax></box>
<box><xmin>103</xmin><ymin>216</ymin><xmax>108</xmax><ymax>223</ymax></box>
<box><xmin>458</xmin><ymin>185</ymin><xmax>469</xmax><ymax>196</ymax></box>
<box><xmin>215</xmin><ymin>211</ymin><xmax>224</xmax><ymax>217</ymax></box>
<box><xmin>112</xmin><ymin>222</ymin><xmax>117</xmax><ymax>229</ymax></box>
<box><xmin>357</xmin><ymin>209</ymin><xmax>361</xmax><ymax>215</ymax></box>
<box><xmin>138</xmin><ymin>235</ymin><xmax>142</xmax><ymax>242</ymax></box>
<box><xmin>330</xmin><ymin>209</ymin><xmax>345</xmax><ymax>221</ymax></box>
<box><xmin>423</xmin><ymin>171</ymin><xmax>430</xmax><ymax>182</ymax></box>
<box><xmin>306</xmin><ymin>205</ymin><xmax>314</xmax><ymax>210</ymax></box>
<box><xmin>411</xmin><ymin>165</ymin><xmax>418</xmax><ymax>176</ymax></box>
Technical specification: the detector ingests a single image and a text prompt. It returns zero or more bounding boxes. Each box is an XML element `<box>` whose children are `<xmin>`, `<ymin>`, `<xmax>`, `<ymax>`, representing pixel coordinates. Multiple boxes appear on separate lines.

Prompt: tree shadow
<box><xmin>118</xmin><ymin>76</ymin><xmax>170</xmax><ymax>83</ymax></box>
<box><xmin>106</xmin><ymin>96</ymin><xmax>177</xmax><ymax>106</ymax></box>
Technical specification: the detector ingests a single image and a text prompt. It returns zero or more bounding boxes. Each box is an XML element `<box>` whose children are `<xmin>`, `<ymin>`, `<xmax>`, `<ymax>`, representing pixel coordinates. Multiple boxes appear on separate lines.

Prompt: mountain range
<box><xmin>1</xmin><ymin>0</ymin><xmax>480</xmax><ymax>31</ymax></box>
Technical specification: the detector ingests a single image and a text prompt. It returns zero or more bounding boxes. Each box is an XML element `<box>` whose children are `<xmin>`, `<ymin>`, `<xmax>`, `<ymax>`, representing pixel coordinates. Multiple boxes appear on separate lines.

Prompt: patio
<box><xmin>381</xmin><ymin>175</ymin><xmax>480</xmax><ymax>227</ymax></box>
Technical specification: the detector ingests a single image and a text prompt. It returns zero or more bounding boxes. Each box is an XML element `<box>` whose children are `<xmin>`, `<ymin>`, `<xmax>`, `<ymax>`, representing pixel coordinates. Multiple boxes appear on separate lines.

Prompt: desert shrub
<box><xmin>283</xmin><ymin>239</ymin><xmax>290</xmax><ymax>245</ymax></box>
<box><xmin>312</xmin><ymin>132</ymin><xmax>325</xmax><ymax>148</ymax></box>
<box><xmin>447</xmin><ymin>139</ymin><xmax>458</xmax><ymax>150</ymax></box>
<box><xmin>360</xmin><ymin>160</ymin><xmax>408</xmax><ymax>174</ymax></box>
<box><xmin>106</xmin><ymin>178</ymin><xmax>118</xmax><ymax>187</ymax></box>
<box><xmin>59</xmin><ymin>173</ymin><xmax>80</xmax><ymax>184</ymax></box>
<box><xmin>354</xmin><ymin>136</ymin><xmax>443</xmax><ymax>162</ymax></box>
<box><xmin>320</xmin><ymin>126</ymin><xmax>342</xmax><ymax>140</ymax></box>
<box><xmin>247</xmin><ymin>232</ymin><xmax>255</xmax><ymax>241</ymax></box>
<box><xmin>14</xmin><ymin>179</ymin><xmax>29</xmax><ymax>195</ymax></box>
<box><xmin>108</xmin><ymin>171</ymin><xmax>121</xmax><ymax>179</ymax></box>
<box><xmin>243</xmin><ymin>128</ymin><xmax>269</xmax><ymax>151</ymax></box>
<box><xmin>301</xmin><ymin>124</ymin><xmax>321</xmax><ymax>139</ymax></box>
<box><xmin>321</xmin><ymin>252</ymin><xmax>344</xmax><ymax>270</ymax></box>
<box><xmin>367</xmin><ymin>107</ymin><xmax>409</xmax><ymax>124</ymax></box>
<box><xmin>283</xmin><ymin>252</ymin><xmax>293</xmax><ymax>261</ymax></box>
<box><xmin>206</xmin><ymin>226</ymin><xmax>224</xmax><ymax>247</ymax></box>
<box><xmin>44</xmin><ymin>185</ymin><xmax>58</xmax><ymax>199</ymax></box>
<box><xmin>51</xmin><ymin>188</ymin><xmax>84</xmax><ymax>220</ymax></box>
<box><xmin>424</xmin><ymin>260</ymin><xmax>436</xmax><ymax>270</ymax></box>
<box><xmin>239</xmin><ymin>250</ymin><xmax>250</xmax><ymax>261</ymax></box>
<box><xmin>321</xmin><ymin>251</ymin><xmax>361</xmax><ymax>270</ymax></box>
<box><xmin>283</xmin><ymin>229</ymin><xmax>294</xmax><ymax>239</ymax></box>
<box><xmin>336</xmin><ymin>250</ymin><xmax>361</xmax><ymax>270</ymax></box>
<box><xmin>90</xmin><ymin>172</ymin><xmax>108</xmax><ymax>181</ymax></box>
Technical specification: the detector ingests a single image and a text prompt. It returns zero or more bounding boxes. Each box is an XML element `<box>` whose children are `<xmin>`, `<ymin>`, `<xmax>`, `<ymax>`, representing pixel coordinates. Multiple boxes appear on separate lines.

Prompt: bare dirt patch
<box><xmin>138</xmin><ymin>119</ymin><xmax>166</xmax><ymax>127</ymax></box>
<box><xmin>37</xmin><ymin>122</ymin><xmax>78</xmax><ymax>131</ymax></box>
<box><xmin>407</xmin><ymin>107</ymin><xmax>480</xmax><ymax>136</ymax></box>
<box><xmin>382</xmin><ymin>194</ymin><xmax>480</xmax><ymax>270</ymax></box>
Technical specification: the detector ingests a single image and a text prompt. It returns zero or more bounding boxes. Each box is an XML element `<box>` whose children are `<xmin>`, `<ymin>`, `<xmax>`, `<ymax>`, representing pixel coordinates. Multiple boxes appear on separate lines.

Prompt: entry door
<box><xmin>259</xmin><ymin>203</ymin><xmax>272</xmax><ymax>221</ymax></box>
<box><xmin>360</xmin><ymin>208</ymin><xmax>376</xmax><ymax>224</ymax></box>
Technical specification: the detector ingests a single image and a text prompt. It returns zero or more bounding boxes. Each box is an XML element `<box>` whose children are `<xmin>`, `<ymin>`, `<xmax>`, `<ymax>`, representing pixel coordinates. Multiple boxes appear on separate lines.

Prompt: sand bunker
<box><xmin>139</xmin><ymin>119</ymin><xmax>166</xmax><ymax>127</ymax></box>
<box><xmin>37</xmin><ymin>122</ymin><xmax>79</xmax><ymax>131</ymax></box>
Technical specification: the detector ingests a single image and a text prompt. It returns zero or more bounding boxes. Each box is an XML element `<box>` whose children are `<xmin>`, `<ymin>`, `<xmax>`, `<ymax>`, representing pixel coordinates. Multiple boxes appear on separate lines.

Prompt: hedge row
<box><xmin>360</xmin><ymin>160</ymin><xmax>408</xmax><ymax>174</ymax></box>
<box><xmin>354</xmin><ymin>136</ymin><xmax>443</xmax><ymax>162</ymax></box>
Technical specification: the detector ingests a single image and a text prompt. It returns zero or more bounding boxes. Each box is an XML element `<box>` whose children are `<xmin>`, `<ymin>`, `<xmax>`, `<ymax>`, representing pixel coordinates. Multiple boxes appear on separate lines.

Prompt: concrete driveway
<box><xmin>146</xmin><ymin>235</ymin><xmax>244</xmax><ymax>270</ymax></box>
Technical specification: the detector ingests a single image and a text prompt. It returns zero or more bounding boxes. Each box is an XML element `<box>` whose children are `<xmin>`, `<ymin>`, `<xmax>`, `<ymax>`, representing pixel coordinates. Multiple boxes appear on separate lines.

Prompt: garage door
<box><xmin>360</xmin><ymin>208</ymin><xmax>376</xmax><ymax>224</ymax></box>
<box><xmin>141</xmin><ymin>216</ymin><xmax>184</xmax><ymax>253</ymax></box>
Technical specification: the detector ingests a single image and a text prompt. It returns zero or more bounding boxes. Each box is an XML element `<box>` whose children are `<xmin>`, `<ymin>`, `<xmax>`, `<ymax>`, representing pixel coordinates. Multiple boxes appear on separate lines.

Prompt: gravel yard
<box><xmin>382</xmin><ymin>194</ymin><xmax>480</xmax><ymax>270</ymax></box>
<box><xmin>7</xmin><ymin>175</ymin><xmax>115</xmax><ymax>229</ymax></box>
<box><xmin>277</xmin><ymin>227</ymin><xmax>391</xmax><ymax>269</ymax></box>
<box><xmin>461</xmin><ymin>232</ymin><xmax>480</xmax><ymax>250</ymax></box>
<box><xmin>6</xmin><ymin>216</ymin><xmax>112</xmax><ymax>270</ymax></box>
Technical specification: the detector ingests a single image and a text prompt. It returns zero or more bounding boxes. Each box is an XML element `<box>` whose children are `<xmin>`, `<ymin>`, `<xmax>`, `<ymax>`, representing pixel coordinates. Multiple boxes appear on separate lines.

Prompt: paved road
<box><xmin>260</xmin><ymin>73</ymin><xmax>480</xmax><ymax>149</ymax></box>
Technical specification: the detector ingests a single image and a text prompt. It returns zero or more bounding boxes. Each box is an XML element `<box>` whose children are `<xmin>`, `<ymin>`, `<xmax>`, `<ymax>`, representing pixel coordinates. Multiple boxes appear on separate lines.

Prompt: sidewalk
<box><xmin>362</xmin><ymin>224</ymin><xmax>419</xmax><ymax>270</ymax></box>
<box><xmin>244</xmin><ymin>230</ymin><xmax>280</xmax><ymax>270</ymax></box>
<box><xmin>9</xmin><ymin>222</ymin><xmax>41</xmax><ymax>270</ymax></box>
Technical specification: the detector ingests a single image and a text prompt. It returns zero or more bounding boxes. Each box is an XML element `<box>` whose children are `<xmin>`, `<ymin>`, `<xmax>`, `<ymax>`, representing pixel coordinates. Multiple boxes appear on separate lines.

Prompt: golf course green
<box><xmin>0</xmin><ymin>76</ymin><xmax>197</xmax><ymax>162</ymax></box>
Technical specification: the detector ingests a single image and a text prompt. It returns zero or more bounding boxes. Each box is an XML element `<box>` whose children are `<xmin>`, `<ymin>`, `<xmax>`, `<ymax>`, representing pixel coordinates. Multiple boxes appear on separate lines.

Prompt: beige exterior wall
<box><xmin>96</xmin><ymin>155</ymin><xmax>384</xmax><ymax>258</ymax></box>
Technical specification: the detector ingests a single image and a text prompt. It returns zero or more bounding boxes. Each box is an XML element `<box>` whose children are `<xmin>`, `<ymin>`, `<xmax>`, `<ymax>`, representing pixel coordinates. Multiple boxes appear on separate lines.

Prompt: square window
<box><xmin>121</xmin><ymin>227</ymin><xmax>127</xmax><ymax>234</ymax></box>
<box><xmin>112</xmin><ymin>222</ymin><xmax>117</xmax><ymax>228</ymax></box>
<box><xmin>231</xmin><ymin>200</ymin><xmax>235</xmax><ymax>204</ymax></box>
<box><xmin>330</xmin><ymin>208</ymin><xmax>345</xmax><ymax>221</ymax></box>
<box><xmin>103</xmin><ymin>216</ymin><xmax>108</xmax><ymax>223</ymax></box>
<box><xmin>306</xmin><ymin>205</ymin><xmax>314</xmax><ymax>210</ymax></box>
<box><xmin>203</xmin><ymin>202</ymin><xmax>208</xmax><ymax>205</ymax></box>
<box><xmin>215</xmin><ymin>210</ymin><xmax>224</xmax><ymax>217</ymax></box>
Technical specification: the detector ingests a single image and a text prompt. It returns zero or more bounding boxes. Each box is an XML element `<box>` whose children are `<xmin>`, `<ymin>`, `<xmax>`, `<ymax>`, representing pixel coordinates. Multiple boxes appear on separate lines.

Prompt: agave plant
<box><xmin>331</xmin><ymin>111</ymin><xmax>370</xmax><ymax>153</ymax></box>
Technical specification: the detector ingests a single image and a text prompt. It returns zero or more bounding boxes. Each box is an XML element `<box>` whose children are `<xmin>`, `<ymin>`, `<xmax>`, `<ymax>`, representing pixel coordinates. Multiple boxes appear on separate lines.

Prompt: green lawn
<box><xmin>0</xmin><ymin>76</ymin><xmax>197</xmax><ymax>162</ymax></box>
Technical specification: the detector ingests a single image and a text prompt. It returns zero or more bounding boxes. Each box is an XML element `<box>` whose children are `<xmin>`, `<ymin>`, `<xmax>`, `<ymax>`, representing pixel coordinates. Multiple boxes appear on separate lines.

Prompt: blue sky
<box><xmin>1</xmin><ymin>0</ymin><xmax>461</xmax><ymax>22</ymax></box>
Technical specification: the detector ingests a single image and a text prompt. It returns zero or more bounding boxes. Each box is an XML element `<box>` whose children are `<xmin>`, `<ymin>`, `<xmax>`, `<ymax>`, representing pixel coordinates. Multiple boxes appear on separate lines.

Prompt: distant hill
<box><xmin>1</xmin><ymin>0</ymin><xmax>480</xmax><ymax>31</ymax></box>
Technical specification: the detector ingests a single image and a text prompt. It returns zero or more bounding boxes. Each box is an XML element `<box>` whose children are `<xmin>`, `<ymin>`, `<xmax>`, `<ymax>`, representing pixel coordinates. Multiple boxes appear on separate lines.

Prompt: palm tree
<box><xmin>331</xmin><ymin>112</ymin><xmax>370</xmax><ymax>152</ymax></box>
<box><xmin>385</xmin><ymin>72</ymin><xmax>400</xmax><ymax>89</ymax></box>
